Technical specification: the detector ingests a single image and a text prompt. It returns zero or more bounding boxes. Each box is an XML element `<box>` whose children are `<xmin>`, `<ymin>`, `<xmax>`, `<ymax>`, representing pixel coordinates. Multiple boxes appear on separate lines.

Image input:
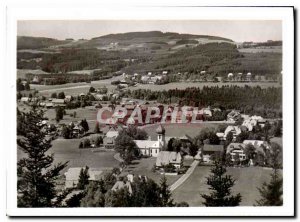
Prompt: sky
<box><xmin>17</xmin><ymin>20</ymin><xmax>282</xmax><ymax>42</ymax></box>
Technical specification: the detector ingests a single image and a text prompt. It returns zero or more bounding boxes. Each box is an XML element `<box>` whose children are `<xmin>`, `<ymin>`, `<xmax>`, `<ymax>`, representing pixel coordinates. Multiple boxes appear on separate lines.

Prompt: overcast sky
<box><xmin>17</xmin><ymin>20</ymin><xmax>282</xmax><ymax>42</ymax></box>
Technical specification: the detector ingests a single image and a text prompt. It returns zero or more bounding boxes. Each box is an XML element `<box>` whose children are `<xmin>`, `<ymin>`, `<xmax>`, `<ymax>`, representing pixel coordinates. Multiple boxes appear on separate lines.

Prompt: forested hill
<box><xmin>92</xmin><ymin>31</ymin><xmax>234</xmax><ymax>42</ymax></box>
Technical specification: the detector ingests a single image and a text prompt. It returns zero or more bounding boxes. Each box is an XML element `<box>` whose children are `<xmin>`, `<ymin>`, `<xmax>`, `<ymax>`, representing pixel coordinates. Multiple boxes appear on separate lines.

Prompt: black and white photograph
<box><xmin>2</xmin><ymin>4</ymin><xmax>295</xmax><ymax>217</ymax></box>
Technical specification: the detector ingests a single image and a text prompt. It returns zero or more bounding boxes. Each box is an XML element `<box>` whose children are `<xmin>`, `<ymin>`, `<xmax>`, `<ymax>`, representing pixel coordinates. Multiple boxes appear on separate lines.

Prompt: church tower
<box><xmin>156</xmin><ymin>124</ymin><xmax>166</xmax><ymax>147</ymax></box>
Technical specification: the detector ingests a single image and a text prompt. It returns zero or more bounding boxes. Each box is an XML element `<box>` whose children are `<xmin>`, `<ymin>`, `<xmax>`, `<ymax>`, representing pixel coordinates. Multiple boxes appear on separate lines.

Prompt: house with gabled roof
<box><xmin>156</xmin><ymin>151</ymin><xmax>183</xmax><ymax>169</ymax></box>
<box><xmin>111</xmin><ymin>181</ymin><xmax>133</xmax><ymax>195</ymax></box>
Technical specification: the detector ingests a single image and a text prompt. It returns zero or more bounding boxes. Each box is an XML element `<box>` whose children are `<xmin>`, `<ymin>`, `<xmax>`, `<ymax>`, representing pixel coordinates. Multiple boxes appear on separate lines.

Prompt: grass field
<box><xmin>270</xmin><ymin>137</ymin><xmax>283</xmax><ymax>147</ymax></box>
<box><xmin>142</xmin><ymin>123</ymin><xmax>223</xmax><ymax>140</ymax></box>
<box><xmin>172</xmin><ymin>165</ymin><xmax>279</xmax><ymax>206</ymax></box>
<box><xmin>17</xmin><ymin>138</ymin><xmax>119</xmax><ymax>174</ymax></box>
<box><xmin>31</xmin><ymin>78</ymin><xmax>281</xmax><ymax>97</ymax></box>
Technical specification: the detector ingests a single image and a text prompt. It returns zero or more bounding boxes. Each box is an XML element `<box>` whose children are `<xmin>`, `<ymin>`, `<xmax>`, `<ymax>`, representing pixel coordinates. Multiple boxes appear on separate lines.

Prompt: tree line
<box><xmin>125</xmin><ymin>85</ymin><xmax>282</xmax><ymax>118</ymax></box>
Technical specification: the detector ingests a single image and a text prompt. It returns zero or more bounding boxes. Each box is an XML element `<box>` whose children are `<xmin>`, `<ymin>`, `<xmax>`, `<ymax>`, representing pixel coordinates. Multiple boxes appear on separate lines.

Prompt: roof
<box><xmin>203</xmin><ymin>144</ymin><xmax>224</xmax><ymax>152</ymax></box>
<box><xmin>111</xmin><ymin>181</ymin><xmax>133</xmax><ymax>194</ymax></box>
<box><xmin>52</xmin><ymin>99</ymin><xmax>65</xmax><ymax>104</ymax></box>
<box><xmin>20</xmin><ymin>97</ymin><xmax>30</xmax><ymax>102</ymax></box>
<box><xmin>243</xmin><ymin>140</ymin><xmax>269</xmax><ymax>148</ymax></box>
<box><xmin>156</xmin><ymin>151</ymin><xmax>182</xmax><ymax>167</ymax></box>
<box><xmin>134</xmin><ymin>140</ymin><xmax>161</xmax><ymax>149</ymax></box>
<box><xmin>106</xmin><ymin>130</ymin><xmax>119</xmax><ymax>138</ymax></box>
<box><xmin>226</xmin><ymin>143</ymin><xmax>246</xmax><ymax>154</ymax></box>
<box><xmin>64</xmin><ymin>167</ymin><xmax>110</xmax><ymax>181</ymax></box>
<box><xmin>224</xmin><ymin>125</ymin><xmax>242</xmax><ymax>136</ymax></box>
<box><xmin>156</xmin><ymin>124</ymin><xmax>165</xmax><ymax>134</ymax></box>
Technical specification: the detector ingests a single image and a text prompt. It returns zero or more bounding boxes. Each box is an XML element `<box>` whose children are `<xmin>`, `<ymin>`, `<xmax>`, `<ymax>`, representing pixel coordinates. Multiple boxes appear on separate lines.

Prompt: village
<box><xmin>17</xmin><ymin>80</ymin><xmax>282</xmax><ymax>206</ymax></box>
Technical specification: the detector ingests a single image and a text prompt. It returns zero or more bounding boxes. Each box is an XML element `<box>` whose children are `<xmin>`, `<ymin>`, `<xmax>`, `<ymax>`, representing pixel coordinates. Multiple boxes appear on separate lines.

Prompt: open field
<box><xmin>142</xmin><ymin>123</ymin><xmax>224</xmax><ymax>140</ymax></box>
<box><xmin>172</xmin><ymin>165</ymin><xmax>279</xmax><ymax>206</ymax></box>
<box><xmin>132</xmin><ymin>81</ymin><xmax>281</xmax><ymax>91</ymax></box>
<box><xmin>238</xmin><ymin>47</ymin><xmax>282</xmax><ymax>53</ymax></box>
<box><xmin>17</xmin><ymin>138</ymin><xmax>119</xmax><ymax>174</ymax></box>
<box><xmin>31</xmin><ymin>79</ymin><xmax>281</xmax><ymax>97</ymax></box>
<box><xmin>270</xmin><ymin>137</ymin><xmax>283</xmax><ymax>147</ymax></box>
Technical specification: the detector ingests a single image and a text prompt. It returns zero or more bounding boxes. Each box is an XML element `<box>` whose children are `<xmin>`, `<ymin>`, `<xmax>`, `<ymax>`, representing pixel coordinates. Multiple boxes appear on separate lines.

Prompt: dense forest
<box><xmin>125</xmin><ymin>85</ymin><xmax>282</xmax><ymax>118</ymax></box>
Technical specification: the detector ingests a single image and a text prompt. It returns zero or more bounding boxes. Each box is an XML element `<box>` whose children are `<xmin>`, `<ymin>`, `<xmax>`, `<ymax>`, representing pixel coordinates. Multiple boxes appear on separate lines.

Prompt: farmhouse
<box><xmin>52</xmin><ymin>99</ymin><xmax>66</xmax><ymax>107</ymax></box>
<box><xmin>227</xmin><ymin>110</ymin><xmax>241</xmax><ymax>122</ymax></box>
<box><xmin>202</xmin><ymin>144</ymin><xmax>224</xmax><ymax>163</ymax></box>
<box><xmin>64</xmin><ymin>167</ymin><xmax>112</xmax><ymax>189</ymax></box>
<box><xmin>20</xmin><ymin>97</ymin><xmax>30</xmax><ymax>103</ymax></box>
<box><xmin>111</xmin><ymin>181</ymin><xmax>133</xmax><ymax>195</ymax></box>
<box><xmin>103</xmin><ymin>126</ymin><xmax>121</xmax><ymax>149</ymax></box>
<box><xmin>134</xmin><ymin>125</ymin><xmax>165</xmax><ymax>157</ymax></box>
<box><xmin>155</xmin><ymin>151</ymin><xmax>183</xmax><ymax>169</ymax></box>
<box><xmin>224</xmin><ymin>125</ymin><xmax>242</xmax><ymax>141</ymax></box>
<box><xmin>64</xmin><ymin>95</ymin><xmax>72</xmax><ymax>102</ymax></box>
<box><xmin>242</xmin><ymin>115</ymin><xmax>265</xmax><ymax>131</ymax></box>
<box><xmin>226</xmin><ymin>143</ymin><xmax>247</xmax><ymax>161</ymax></box>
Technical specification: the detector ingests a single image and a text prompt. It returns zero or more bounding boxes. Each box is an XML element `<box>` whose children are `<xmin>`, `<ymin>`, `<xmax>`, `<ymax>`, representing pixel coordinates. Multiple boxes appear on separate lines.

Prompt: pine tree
<box><xmin>17</xmin><ymin>108</ymin><xmax>68</xmax><ymax>207</ymax></box>
<box><xmin>201</xmin><ymin>161</ymin><xmax>242</xmax><ymax>206</ymax></box>
<box><xmin>77</xmin><ymin>166</ymin><xmax>90</xmax><ymax>190</ymax></box>
<box><xmin>256</xmin><ymin>143</ymin><xmax>283</xmax><ymax>206</ymax></box>
<box><xmin>159</xmin><ymin>176</ymin><xmax>174</xmax><ymax>207</ymax></box>
<box><xmin>80</xmin><ymin>119</ymin><xmax>89</xmax><ymax>132</ymax></box>
<box><xmin>94</xmin><ymin>122</ymin><xmax>101</xmax><ymax>134</ymax></box>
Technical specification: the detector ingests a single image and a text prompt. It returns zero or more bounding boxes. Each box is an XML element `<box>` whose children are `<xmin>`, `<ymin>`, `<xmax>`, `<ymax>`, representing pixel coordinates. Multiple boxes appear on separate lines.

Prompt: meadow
<box><xmin>172</xmin><ymin>165</ymin><xmax>279</xmax><ymax>206</ymax></box>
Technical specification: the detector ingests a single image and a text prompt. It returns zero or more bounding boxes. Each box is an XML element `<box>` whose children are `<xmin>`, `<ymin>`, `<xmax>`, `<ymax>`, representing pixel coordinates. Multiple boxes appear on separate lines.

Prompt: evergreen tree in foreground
<box><xmin>159</xmin><ymin>176</ymin><xmax>174</xmax><ymax>207</ymax></box>
<box><xmin>256</xmin><ymin>143</ymin><xmax>283</xmax><ymax>206</ymax></box>
<box><xmin>17</xmin><ymin>108</ymin><xmax>68</xmax><ymax>207</ymax></box>
<box><xmin>77</xmin><ymin>166</ymin><xmax>90</xmax><ymax>190</ymax></box>
<box><xmin>201</xmin><ymin>161</ymin><xmax>242</xmax><ymax>206</ymax></box>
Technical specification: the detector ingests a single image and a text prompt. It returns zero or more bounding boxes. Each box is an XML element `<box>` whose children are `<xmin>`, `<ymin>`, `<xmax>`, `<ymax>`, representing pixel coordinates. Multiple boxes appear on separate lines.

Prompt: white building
<box><xmin>134</xmin><ymin>125</ymin><xmax>165</xmax><ymax>157</ymax></box>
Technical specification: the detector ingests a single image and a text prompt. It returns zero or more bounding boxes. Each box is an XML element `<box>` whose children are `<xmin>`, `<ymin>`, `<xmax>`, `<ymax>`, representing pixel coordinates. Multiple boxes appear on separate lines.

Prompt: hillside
<box><xmin>16</xmin><ymin>31</ymin><xmax>281</xmax><ymax>82</ymax></box>
<box><xmin>92</xmin><ymin>31</ymin><xmax>233</xmax><ymax>42</ymax></box>
<box><xmin>17</xmin><ymin>36</ymin><xmax>71</xmax><ymax>50</ymax></box>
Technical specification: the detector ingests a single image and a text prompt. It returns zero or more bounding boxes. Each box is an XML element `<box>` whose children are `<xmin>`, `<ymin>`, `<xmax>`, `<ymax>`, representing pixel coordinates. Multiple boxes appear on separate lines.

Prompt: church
<box><xmin>133</xmin><ymin>125</ymin><xmax>166</xmax><ymax>157</ymax></box>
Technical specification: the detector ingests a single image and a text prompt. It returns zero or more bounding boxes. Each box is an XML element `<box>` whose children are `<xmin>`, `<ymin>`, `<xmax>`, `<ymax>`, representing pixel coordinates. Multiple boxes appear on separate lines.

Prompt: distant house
<box><xmin>202</xmin><ymin>144</ymin><xmax>224</xmax><ymax>163</ymax></box>
<box><xmin>52</xmin><ymin>99</ymin><xmax>66</xmax><ymax>107</ymax></box>
<box><xmin>32</xmin><ymin>76</ymin><xmax>40</xmax><ymax>84</ymax></box>
<box><xmin>246</xmin><ymin>72</ymin><xmax>252</xmax><ymax>81</ymax></box>
<box><xmin>224</xmin><ymin>125</ymin><xmax>242</xmax><ymax>141</ymax></box>
<box><xmin>20</xmin><ymin>97</ymin><xmax>30</xmax><ymax>103</ymax></box>
<box><xmin>226</xmin><ymin>143</ymin><xmax>246</xmax><ymax>161</ymax></box>
<box><xmin>64</xmin><ymin>95</ymin><xmax>72</xmax><ymax>103</ymax></box>
<box><xmin>45</xmin><ymin>102</ymin><xmax>54</xmax><ymax>108</ymax></box>
<box><xmin>156</xmin><ymin>151</ymin><xmax>183</xmax><ymax>169</ymax></box>
<box><xmin>64</xmin><ymin>167</ymin><xmax>112</xmax><ymax>189</ymax></box>
<box><xmin>199</xmin><ymin>108</ymin><xmax>212</xmax><ymax>117</ymax></box>
<box><xmin>111</xmin><ymin>181</ymin><xmax>133</xmax><ymax>195</ymax></box>
<box><xmin>103</xmin><ymin>127</ymin><xmax>120</xmax><ymax>149</ymax></box>
<box><xmin>141</xmin><ymin>76</ymin><xmax>150</xmax><ymax>83</ymax></box>
<box><xmin>242</xmin><ymin>115</ymin><xmax>265</xmax><ymax>131</ymax></box>
<box><xmin>72</xmin><ymin>125</ymin><xmax>84</xmax><ymax>138</ymax></box>
<box><xmin>162</xmin><ymin>71</ymin><xmax>168</xmax><ymax>75</ymax></box>
<box><xmin>227</xmin><ymin>110</ymin><xmax>241</xmax><ymax>122</ymax></box>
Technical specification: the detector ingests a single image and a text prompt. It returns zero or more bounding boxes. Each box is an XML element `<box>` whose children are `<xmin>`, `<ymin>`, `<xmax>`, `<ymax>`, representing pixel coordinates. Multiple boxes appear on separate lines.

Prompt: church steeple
<box><xmin>156</xmin><ymin>124</ymin><xmax>165</xmax><ymax>147</ymax></box>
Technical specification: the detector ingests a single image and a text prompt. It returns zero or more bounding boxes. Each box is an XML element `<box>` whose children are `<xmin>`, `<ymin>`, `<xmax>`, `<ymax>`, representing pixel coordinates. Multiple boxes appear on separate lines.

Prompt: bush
<box><xmin>83</xmin><ymin>138</ymin><xmax>91</xmax><ymax>148</ymax></box>
<box><xmin>95</xmin><ymin>136</ymin><xmax>103</xmax><ymax>147</ymax></box>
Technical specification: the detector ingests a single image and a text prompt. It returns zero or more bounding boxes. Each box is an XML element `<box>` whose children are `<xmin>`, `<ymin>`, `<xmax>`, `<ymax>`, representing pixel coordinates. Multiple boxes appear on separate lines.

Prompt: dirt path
<box><xmin>169</xmin><ymin>160</ymin><xmax>199</xmax><ymax>192</ymax></box>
